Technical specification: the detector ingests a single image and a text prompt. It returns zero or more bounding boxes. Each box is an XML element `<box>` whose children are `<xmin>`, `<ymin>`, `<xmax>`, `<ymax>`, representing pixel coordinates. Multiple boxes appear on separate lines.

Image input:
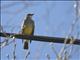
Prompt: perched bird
<box><xmin>21</xmin><ymin>14</ymin><xmax>35</xmax><ymax>49</ymax></box>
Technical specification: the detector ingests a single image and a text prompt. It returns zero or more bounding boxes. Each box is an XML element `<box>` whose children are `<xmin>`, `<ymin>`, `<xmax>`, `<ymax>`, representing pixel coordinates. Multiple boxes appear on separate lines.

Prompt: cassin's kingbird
<box><xmin>21</xmin><ymin>14</ymin><xmax>35</xmax><ymax>49</ymax></box>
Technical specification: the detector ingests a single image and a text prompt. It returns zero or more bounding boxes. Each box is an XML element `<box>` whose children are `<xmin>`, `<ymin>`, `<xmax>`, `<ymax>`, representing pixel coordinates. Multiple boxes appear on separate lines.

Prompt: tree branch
<box><xmin>0</xmin><ymin>32</ymin><xmax>80</xmax><ymax>45</ymax></box>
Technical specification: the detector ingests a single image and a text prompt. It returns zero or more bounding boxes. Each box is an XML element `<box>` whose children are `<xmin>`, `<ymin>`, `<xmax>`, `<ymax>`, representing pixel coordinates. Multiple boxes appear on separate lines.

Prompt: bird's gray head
<box><xmin>27</xmin><ymin>14</ymin><xmax>34</xmax><ymax>16</ymax></box>
<box><xmin>26</xmin><ymin>14</ymin><xmax>34</xmax><ymax>19</ymax></box>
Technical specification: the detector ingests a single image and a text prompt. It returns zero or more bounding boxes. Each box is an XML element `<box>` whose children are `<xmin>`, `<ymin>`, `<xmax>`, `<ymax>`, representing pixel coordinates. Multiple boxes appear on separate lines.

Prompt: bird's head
<box><xmin>27</xmin><ymin>14</ymin><xmax>34</xmax><ymax>16</ymax></box>
<box><xmin>26</xmin><ymin>14</ymin><xmax>34</xmax><ymax>19</ymax></box>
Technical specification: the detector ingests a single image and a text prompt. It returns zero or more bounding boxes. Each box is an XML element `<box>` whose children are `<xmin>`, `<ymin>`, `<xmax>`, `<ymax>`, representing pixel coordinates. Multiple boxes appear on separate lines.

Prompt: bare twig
<box><xmin>58</xmin><ymin>1</ymin><xmax>80</xmax><ymax>60</ymax></box>
<box><xmin>12</xmin><ymin>37</ymin><xmax>16</xmax><ymax>60</ymax></box>
<box><xmin>46</xmin><ymin>54</ymin><xmax>50</xmax><ymax>60</ymax></box>
<box><xmin>24</xmin><ymin>50</ymin><xmax>30</xmax><ymax>60</ymax></box>
<box><xmin>7</xmin><ymin>54</ymin><xmax>10</xmax><ymax>60</ymax></box>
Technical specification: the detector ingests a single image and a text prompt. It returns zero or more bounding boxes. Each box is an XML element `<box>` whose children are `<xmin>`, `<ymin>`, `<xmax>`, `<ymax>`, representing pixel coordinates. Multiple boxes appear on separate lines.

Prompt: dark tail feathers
<box><xmin>24</xmin><ymin>41</ymin><xmax>28</xmax><ymax>49</ymax></box>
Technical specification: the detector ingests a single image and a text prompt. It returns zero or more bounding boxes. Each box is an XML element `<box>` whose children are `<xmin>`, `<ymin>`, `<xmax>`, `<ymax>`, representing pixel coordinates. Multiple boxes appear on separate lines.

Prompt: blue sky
<box><xmin>1</xmin><ymin>1</ymin><xmax>80</xmax><ymax>60</ymax></box>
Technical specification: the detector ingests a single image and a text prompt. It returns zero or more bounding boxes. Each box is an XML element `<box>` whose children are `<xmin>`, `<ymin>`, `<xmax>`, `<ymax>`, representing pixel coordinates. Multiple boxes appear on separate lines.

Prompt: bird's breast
<box><xmin>22</xmin><ymin>24</ymin><xmax>33</xmax><ymax>35</ymax></box>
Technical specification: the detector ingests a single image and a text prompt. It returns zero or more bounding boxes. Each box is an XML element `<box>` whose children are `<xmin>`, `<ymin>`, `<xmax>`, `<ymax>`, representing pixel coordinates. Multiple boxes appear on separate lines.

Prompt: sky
<box><xmin>1</xmin><ymin>1</ymin><xmax>80</xmax><ymax>60</ymax></box>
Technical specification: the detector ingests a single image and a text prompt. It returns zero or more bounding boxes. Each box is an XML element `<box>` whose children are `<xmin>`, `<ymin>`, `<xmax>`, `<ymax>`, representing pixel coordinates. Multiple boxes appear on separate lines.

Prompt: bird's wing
<box><xmin>30</xmin><ymin>20</ymin><xmax>35</xmax><ymax>43</ymax></box>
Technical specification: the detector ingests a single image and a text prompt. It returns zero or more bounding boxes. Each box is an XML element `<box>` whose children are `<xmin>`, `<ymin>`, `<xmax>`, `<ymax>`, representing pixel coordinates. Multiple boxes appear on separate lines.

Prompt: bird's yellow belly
<box><xmin>23</xmin><ymin>26</ymin><xmax>33</xmax><ymax>35</ymax></box>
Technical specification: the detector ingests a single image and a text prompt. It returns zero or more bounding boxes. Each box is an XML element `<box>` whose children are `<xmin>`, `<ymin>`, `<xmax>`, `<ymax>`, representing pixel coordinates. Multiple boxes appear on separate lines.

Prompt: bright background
<box><xmin>1</xmin><ymin>1</ymin><xmax>80</xmax><ymax>60</ymax></box>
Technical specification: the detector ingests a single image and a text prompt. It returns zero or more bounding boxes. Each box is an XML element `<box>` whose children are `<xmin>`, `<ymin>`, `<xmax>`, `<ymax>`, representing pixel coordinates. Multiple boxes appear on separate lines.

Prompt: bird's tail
<box><xmin>24</xmin><ymin>40</ymin><xmax>29</xmax><ymax>49</ymax></box>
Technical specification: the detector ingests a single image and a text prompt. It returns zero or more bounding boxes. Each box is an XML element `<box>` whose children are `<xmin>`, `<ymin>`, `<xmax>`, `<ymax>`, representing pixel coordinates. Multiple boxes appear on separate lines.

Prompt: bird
<box><xmin>21</xmin><ymin>14</ymin><xmax>35</xmax><ymax>49</ymax></box>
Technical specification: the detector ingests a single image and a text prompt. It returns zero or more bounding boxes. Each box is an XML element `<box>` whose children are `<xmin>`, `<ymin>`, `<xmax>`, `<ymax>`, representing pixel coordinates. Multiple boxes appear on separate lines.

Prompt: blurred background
<box><xmin>1</xmin><ymin>1</ymin><xmax>80</xmax><ymax>60</ymax></box>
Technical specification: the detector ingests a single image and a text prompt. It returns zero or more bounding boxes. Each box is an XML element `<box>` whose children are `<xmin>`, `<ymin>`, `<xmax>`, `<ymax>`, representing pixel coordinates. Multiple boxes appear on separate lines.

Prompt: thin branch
<box><xmin>46</xmin><ymin>54</ymin><xmax>50</xmax><ymax>60</ymax></box>
<box><xmin>58</xmin><ymin>1</ymin><xmax>80</xmax><ymax>59</ymax></box>
<box><xmin>25</xmin><ymin>50</ymin><xmax>30</xmax><ymax>60</ymax></box>
<box><xmin>6</xmin><ymin>54</ymin><xmax>10</xmax><ymax>60</ymax></box>
<box><xmin>12</xmin><ymin>37</ymin><xmax>16</xmax><ymax>60</ymax></box>
<box><xmin>0</xmin><ymin>32</ymin><xmax>80</xmax><ymax>45</ymax></box>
